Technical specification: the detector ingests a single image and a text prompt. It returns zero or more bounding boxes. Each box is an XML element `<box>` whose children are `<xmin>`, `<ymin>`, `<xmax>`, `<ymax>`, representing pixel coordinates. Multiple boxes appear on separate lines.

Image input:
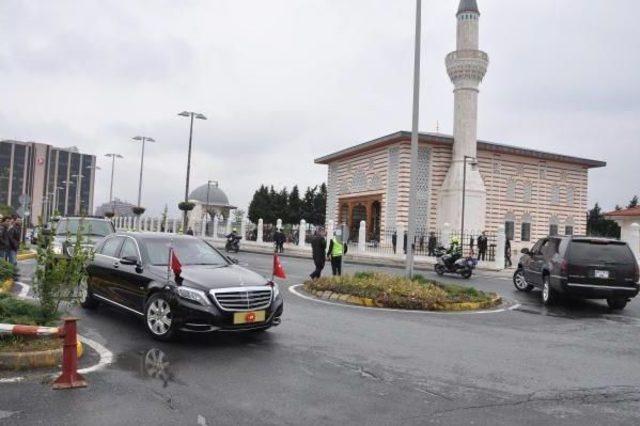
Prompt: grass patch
<box><xmin>0</xmin><ymin>293</ymin><xmax>59</xmax><ymax>326</ymax></box>
<box><xmin>304</xmin><ymin>272</ymin><xmax>498</xmax><ymax>311</ymax></box>
<box><xmin>0</xmin><ymin>336</ymin><xmax>60</xmax><ymax>353</ymax></box>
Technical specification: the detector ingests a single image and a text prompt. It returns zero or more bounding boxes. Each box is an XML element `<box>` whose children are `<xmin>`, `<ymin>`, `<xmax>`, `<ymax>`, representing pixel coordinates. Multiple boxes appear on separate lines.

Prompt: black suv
<box><xmin>514</xmin><ymin>236</ymin><xmax>639</xmax><ymax>309</ymax></box>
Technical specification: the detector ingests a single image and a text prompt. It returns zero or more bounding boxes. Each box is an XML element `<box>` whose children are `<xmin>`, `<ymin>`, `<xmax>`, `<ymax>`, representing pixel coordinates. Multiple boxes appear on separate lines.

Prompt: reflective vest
<box><xmin>331</xmin><ymin>238</ymin><xmax>344</xmax><ymax>257</ymax></box>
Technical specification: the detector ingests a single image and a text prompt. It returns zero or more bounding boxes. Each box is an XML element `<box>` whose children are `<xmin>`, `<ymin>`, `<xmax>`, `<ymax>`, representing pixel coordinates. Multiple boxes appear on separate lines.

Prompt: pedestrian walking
<box><xmin>186</xmin><ymin>227</ymin><xmax>194</xmax><ymax>236</ymax></box>
<box><xmin>505</xmin><ymin>237</ymin><xmax>512</xmax><ymax>268</ymax></box>
<box><xmin>469</xmin><ymin>235</ymin><xmax>475</xmax><ymax>257</ymax></box>
<box><xmin>309</xmin><ymin>229</ymin><xmax>327</xmax><ymax>279</ymax></box>
<box><xmin>7</xmin><ymin>217</ymin><xmax>21</xmax><ymax>267</ymax></box>
<box><xmin>327</xmin><ymin>232</ymin><xmax>347</xmax><ymax>276</ymax></box>
<box><xmin>477</xmin><ymin>231</ymin><xmax>488</xmax><ymax>261</ymax></box>
<box><xmin>403</xmin><ymin>231</ymin><xmax>407</xmax><ymax>254</ymax></box>
<box><xmin>427</xmin><ymin>232</ymin><xmax>437</xmax><ymax>257</ymax></box>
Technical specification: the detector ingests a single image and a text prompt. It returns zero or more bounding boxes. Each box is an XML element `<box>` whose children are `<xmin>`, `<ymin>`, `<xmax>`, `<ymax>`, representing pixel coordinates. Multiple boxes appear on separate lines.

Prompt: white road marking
<box><xmin>77</xmin><ymin>335</ymin><xmax>114</xmax><ymax>374</ymax></box>
<box><xmin>14</xmin><ymin>281</ymin><xmax>33</xmax><ymax>299</ymax></box>
<box><xmin>0</xmin><ymin>377</ymin><xmax>23</xmax><ymax>384</ymax></box>
<box><xmin>288</xmin><ymin>284</ymin><xmax>520</xmax><ymax>315</ymax></box>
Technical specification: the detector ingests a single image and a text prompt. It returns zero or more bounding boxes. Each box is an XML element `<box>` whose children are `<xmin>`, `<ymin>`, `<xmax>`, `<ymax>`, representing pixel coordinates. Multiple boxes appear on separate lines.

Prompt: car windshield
<box><xmin>144</xmin><ymin>238</ymin><xmax>229</xmax><ymax>266</ymax></box>
<box><xmin>55</xmin><ymin>218</ymin><xmax>114</xmax><ymax>237</ymax></box>
<box><xmin>567</xmin><ymin>241</ymin><xmax>635</xmax><ymax>264</ymax></box>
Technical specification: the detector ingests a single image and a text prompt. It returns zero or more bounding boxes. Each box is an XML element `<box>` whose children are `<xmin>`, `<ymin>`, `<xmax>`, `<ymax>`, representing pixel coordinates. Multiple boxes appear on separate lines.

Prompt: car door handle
<box><xmin>113</xmin><ymin>261</ymin><xmax>120</xmax><ymax>268</ymax></box>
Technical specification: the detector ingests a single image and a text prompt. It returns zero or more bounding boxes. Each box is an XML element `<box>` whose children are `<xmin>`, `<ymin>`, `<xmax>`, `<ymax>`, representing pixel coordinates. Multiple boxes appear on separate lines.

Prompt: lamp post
<box><xmin>105</xmin><ymin>153</ymin><xmax>123</xmax><ymax>214</ymax></box>
<box><xmin>178</xmin><ymin>111</ymin><xmax>207</xmax><ymax>230</ymax></box>
<box><xmin>82</xmin><ymin>164</ymin><xmax>100</xmax><ymax>216</ymax></box>
<box><xmin>132</xmin><ymin>136</ymin><xmax>155</xmax><ymax>208</ymax></box>
<box><xmin>461</xmin><ymin>155</ymin><xmax>478</xmax><ymax>239</ymax></box>
<box><xmin>405</xmin><ymin>0</ymin><xmax>422</xmax><ymax>278</ymax></box>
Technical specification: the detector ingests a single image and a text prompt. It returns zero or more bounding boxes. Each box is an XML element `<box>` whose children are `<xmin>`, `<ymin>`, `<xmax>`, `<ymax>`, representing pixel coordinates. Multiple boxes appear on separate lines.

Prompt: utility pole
<box><xmin>132</xmin><ymin>136</ymin><xmax>155</xmax><ymax>208</ymax></box>
<box><xmin>105</xmin><ymin>153</ymin><xmax>123</xmax><ymax>214</ymax></box>
<box><xmin>178</xmin><ymin>111</ymin><xmax>207</xmax><ymax>231</ymax></box>
<box><xmin>405</xmin><ymin>0</ymin><xmax>422</xmax><ymax>278</ymax></box>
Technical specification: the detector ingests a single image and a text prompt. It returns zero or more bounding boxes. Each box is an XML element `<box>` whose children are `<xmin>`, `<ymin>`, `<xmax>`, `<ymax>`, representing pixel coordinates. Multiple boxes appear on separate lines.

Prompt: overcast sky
<box><xmin>1</xmin><ymin>0</ymin><xmax>638</xmax><ymax>216</ymax></box>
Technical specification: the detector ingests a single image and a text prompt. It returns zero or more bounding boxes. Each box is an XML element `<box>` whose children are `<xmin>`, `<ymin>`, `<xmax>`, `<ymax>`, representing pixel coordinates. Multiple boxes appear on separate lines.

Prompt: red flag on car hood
<box><xmin>170</xmin><ymin>248</ymin><xmax>182</xmax><ymax>278</ymax></box>
<box><xmin>272</xmin><ymin>253</ymin><xmax>286</xmax><ymax>279</ymax></box>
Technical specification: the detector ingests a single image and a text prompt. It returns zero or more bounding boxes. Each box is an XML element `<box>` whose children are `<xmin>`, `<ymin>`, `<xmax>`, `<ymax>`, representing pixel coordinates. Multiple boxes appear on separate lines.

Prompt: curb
<box><xmin>0</xmin><ymin>341</ymin><xmax>83</xmax><ymax>370</ymax></box>
<box><xmin>0</xmin><ymin>278</ymin><xmax>13</xmax><ymax>294</ymax></box>
<box><xmin>303</xmin><ymin>285</ymin><xmax>502</xmax><ymax>312</ymax></box>
<box><xmin>17</xmin><ymin>252</ymin><xmax>37</xmax><ymax>261</ymax></box>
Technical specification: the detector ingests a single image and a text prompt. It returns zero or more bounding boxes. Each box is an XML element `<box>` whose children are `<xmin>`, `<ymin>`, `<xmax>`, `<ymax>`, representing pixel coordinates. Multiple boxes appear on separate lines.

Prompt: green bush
<box><xmin>0</xmin><ymin>293</ymin><xmax>57</xmax><ymax>326</ymax></box>
<box><xmin>0</xmin><ymin>260</ymin><xmax>14</xmax><ymax>281</ymax></box>
<box><xmin>305</xmin><ymin>272</ymin><xmax>495</xmax><ymax>310</ymax></box>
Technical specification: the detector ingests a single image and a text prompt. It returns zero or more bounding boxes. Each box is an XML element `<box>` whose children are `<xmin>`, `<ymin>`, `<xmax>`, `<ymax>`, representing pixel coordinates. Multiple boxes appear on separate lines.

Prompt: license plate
<box><xmin>594</xmin><ymin>270</ymin><xmax>609</xmax><ymax>279</ymax></box>
<box><xmin>233</xmin><ymin>310</ymin><xmax>266</xmax><ymax>325</ymax></box>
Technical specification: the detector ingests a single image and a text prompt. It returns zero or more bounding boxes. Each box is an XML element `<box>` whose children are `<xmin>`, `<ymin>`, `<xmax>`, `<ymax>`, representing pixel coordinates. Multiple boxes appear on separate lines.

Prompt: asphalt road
<box><xmin>1</xmin><ymin>253</ymin><xmax>639</xmax><ymax>425</ymax></box>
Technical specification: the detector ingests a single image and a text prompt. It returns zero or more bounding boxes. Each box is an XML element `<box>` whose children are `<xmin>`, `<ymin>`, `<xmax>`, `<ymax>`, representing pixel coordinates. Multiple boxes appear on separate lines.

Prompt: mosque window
<box><xmin>505</xmin><ymin>212</ymin><xmax>516</xmax><ymax>241</ymax></box>
<box><xmin>520</xmin><ymin>213</ymin><xmax>532</xmax><ymax>242</ymax></box>
<box><xmin>523</xmin><ymin>182</ymin><xmax>532</xmax><ymax>203</ymax></box>
<box><xmin>567</xmin><ymin>186</ymin><xmax>575</xmax><ymax>207</ymax></box>
<box><xmin>549</xmin><ymin>215</ymin><xmax>559</xmax><ymax>236</ymax></box>
<box><xmin>550</xmin><ymin>186</ymin><xmax>560</xmax><ymax>204</ymax></box>
<box><xmin>506</xmin><ymin>179</ymin><xmax>516</xmax><ymax>200</ymax></box>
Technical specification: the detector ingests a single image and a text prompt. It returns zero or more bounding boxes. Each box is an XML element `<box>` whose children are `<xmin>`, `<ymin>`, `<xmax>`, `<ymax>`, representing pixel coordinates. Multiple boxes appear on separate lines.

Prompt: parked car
<box><xmin>80</xmin><ymin>233</ymin><xmax>284</xmax><ymax>340</ymax></box>
<box><xmin>513</xmin><ymin>236</ymin><xmax>639</xmax><ymax>309</ymax></box>
<box><xmin>49</xmin><ymin>217</ymin><xmax>115</xmax><ymax>257</ymax></box>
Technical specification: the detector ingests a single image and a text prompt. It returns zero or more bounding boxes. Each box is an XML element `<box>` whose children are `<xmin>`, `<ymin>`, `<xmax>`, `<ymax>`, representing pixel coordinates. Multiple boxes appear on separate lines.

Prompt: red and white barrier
<box><xmin>0</xmin><ymin>318</ymin><xmax>87</xmax><ymax>390</ymax></box>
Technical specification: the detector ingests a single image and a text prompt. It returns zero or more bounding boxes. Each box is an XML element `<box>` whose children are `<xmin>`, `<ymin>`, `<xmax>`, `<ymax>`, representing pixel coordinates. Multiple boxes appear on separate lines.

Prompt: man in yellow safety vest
<box><xmin>326</xmin><ymin>233</ymin><xmax>348</xmax><ymax>276</ymax></box>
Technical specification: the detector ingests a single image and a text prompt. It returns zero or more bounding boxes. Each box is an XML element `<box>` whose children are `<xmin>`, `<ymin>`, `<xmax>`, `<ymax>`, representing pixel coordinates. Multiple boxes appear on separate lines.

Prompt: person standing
<box><xmin>0</xmin><ymin>217</ymin><xmax>10</xmax><ymax>261</ymax></box>
<box><xmin>505</xmin><ymin>237</ymin><xmax>512</xmax><ymax>268</ymax></box>
<box><xmin>309</xmin><ymin>229</ymin><xmax>327</xmax><ymax>279</ymax></box>
<box><xmin>391</xmin><ymin>231</ymin><xmax>397</xmax><ymax>254</ymax></box>
<box><xmin>327</xmin><ymin>232</ymin><xmax>347</xmax><ymax>276</ymax></box>
<box><xmin>403</xmin><ymin>231</ymin><xmax>408</xmax><ymax>255</ymax></box>
<box><xmin>477</xmin><ymin>231</ymin><xmax>488</xmax><ymax>261</ymax></box>
<box><xmin>427</xmin><ymin>232</ymin><xmax>437</xmax><ymax>257</ymax></box>
<box><xmin>274</xmin><ymin>228</ymin><xmax>285</xmax><ymax>253</ymax></box>
<box><xmin>7</xmin><ymin>217</ymin><xmax>21</xmax><ymax>267</ymax></box>
<box><xmin>186</xmin><ymin>227</ymin><xmax>194</xmax><ymax>236</ymax></box>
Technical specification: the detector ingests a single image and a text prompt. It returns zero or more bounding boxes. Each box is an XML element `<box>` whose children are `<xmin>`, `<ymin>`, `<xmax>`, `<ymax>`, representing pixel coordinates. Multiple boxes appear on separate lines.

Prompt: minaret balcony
<box><xmin>446</xmin><ymin>50</ymin><xmax>489</xmax><ymax>85</ymax></box>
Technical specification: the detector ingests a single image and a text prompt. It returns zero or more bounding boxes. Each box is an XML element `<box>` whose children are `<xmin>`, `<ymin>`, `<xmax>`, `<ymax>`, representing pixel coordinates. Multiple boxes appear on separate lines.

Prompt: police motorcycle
<box><xmin>434</xmin><ymin>239</ymin><xmax>477</xmax><ymax>279</ymax></box>
<box><xmin>225</xmin><ymin>230</ymin><xmax>242</xmax><ymax>253</ymax></box>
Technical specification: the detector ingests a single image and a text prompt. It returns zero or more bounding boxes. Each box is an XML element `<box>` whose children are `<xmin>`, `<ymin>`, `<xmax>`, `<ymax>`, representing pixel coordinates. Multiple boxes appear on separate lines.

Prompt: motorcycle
<box><xmin>225</xmin><ymin>235</ymin><xmax>241</xmax><ymax>253</ymax></box>
<box><xmin>433</xmin><ymin>247</ymin><xmax>477</xmax><ymax>279</ymax></box>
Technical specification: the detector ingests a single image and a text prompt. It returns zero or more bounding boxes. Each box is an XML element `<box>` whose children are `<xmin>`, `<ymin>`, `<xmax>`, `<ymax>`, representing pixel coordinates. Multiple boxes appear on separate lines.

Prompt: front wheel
<box><xmin>607</xmin><ymin>299</ymin><xmax>627</xmax><ymax>310</ymax></box>
<box><xmin>513</xmin><ymin>269</ymin><xmax>534</xmax><ymax>292</ymax></box>
<box><xmin>145</xmin><ymin>293</ymin><xmax>178</xmax><ymax>341</ymax></box>
<box><xmin>542</xmin><ymin>275</ymin><xmax>556</xmax><ymax>306</ymax></box>
<box><xmin>460</xmin><ymin>268</ymin><xmax>472</xmax><ymax>279</ymax></box>
<box><xmin>434</xmin><ymin>264</ymin><xmax>446</xmax><ymax>276</ymax></box>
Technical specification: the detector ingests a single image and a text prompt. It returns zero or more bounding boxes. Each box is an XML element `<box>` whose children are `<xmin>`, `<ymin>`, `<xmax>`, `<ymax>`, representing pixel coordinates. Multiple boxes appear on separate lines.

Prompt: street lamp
<box><xmin>178</xmin><ymin>110</ymin><xmax>207</xmax><ymax>230</ymax></box>
<box><xmin>405</xmin><ymin>0</ymin><xmax>422</xmax><ymax>278</ymax></box>
<box><xmin>105</xmin><ymin>153</ymin><xmax>124</xmax><ymax>214</ymax></box>
<box><xmin>132</xmin><ymin>136</ymin><xmax>155</xmax><ymax>208</ymax></box>
<box><xmin>461</xmin><ymin>155</ymin><xmax>478</xmax><ymax>239</ymax></box>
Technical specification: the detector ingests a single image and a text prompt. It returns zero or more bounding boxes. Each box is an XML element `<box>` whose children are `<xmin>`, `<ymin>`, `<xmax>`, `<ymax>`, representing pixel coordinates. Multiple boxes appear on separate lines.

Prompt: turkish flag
<box><xmin>272</xmin><ymin>253</ymin><xmax>286</xmax><ymax>279</ymax></box>
<box><xmin>170</xmin><ymin>248</ymin><xmax>182</xmax><ymax>278</ymax></box>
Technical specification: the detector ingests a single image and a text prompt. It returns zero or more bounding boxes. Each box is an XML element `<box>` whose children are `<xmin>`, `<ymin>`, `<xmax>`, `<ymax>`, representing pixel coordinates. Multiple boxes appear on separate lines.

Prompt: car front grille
<box><xmin>211</xmin><ymin>287</ymin><xmax>272</xmax><ymax>312</ymax></box>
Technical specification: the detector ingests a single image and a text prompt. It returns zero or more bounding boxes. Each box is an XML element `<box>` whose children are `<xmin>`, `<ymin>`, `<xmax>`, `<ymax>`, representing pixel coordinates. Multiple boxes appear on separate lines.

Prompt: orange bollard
<box><xmin>52</xmin><ymin>318</ymin><xmax>87</xmax><ymax>390</ymax></box>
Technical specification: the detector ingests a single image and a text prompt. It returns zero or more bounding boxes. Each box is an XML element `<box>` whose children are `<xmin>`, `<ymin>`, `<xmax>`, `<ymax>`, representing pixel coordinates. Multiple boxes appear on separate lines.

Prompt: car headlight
<box><xmin>267</xmin><ymin>281</ymin><xmax>280</xmax><ymax>299</ymax></box>
<box><xmin>176</xmin><ymin>286</ymin><xmax>211</xmax><ymax>305</ymax></box>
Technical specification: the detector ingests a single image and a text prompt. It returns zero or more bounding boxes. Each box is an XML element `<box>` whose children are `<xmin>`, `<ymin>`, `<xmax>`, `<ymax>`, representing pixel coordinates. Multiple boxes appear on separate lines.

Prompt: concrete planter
<box><xmin>0</xmin><ymin>341</ymin><xmax>83</xmax><ymax>370</ymax></box>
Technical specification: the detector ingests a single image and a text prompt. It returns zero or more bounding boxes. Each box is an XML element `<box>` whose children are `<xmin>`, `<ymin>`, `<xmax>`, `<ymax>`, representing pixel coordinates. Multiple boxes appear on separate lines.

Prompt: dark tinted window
<box><xmin>505</xmin><ymin>221</ymin><xmax>515</xmax><ymax>241</ymax></box>
<box><xmin>565</xmin><ymin>226</ymin><xmax>573</xmax><ymax>236</ymax></box>
<box><xmin>567</xmin><ymin>241</ymin><xmax>635</xmax><ymax>264</ymax></box>
<box><xmin>100</xmin><ymin>237</ymin><xmax>122</xmax><ymax>257</ymax></box>
<box><xmin>143</xmin><ymin>238</ymin><xmax>228</xmax><ymax>266</ymax></box>
<box><xmin>521</xmin><ymin>223</ymin><xmax>531</xmax><ymax>242</ymax></box>
<box><xmin>549</xmin><ymin>224</ymin><xmax>558</xmax><ymax>236</ymax></box>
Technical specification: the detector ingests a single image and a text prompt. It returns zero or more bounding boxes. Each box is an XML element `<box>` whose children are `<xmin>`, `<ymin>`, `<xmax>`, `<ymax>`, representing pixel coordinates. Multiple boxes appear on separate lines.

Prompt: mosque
<box><xmin>315</xmin><ymin>0</ymin><xmax>605</xmax><ymax>247</ymax></box>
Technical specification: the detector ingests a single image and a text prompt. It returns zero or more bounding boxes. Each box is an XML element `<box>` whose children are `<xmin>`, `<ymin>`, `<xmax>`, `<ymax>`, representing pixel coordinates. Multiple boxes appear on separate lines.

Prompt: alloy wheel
<box><xmin>514</xmin><ymin>270</ymin><xmax>529</xmax><ymax>291</ymax></box>
<box><xmin>147</xmin><ymin>298</ymin><xmax>173</xmax><ymax>336</ymax></box>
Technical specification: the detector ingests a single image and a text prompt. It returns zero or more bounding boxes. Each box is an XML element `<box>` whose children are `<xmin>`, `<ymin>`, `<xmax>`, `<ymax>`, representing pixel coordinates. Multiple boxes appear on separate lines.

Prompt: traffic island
<box><xmin>0</xmin><ymin>338</ymin><xmax>84</xmax><ymax>370</ymax></box>
<box><xmin>303</xmin><ymin>272</ymin><xmax>502</xmax><ymax>312</ymax></box>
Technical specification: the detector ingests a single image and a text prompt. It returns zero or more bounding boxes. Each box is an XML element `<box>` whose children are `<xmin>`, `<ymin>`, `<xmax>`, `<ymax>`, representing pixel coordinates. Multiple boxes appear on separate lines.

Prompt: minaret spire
<box><xmin>436</xmin><ymin>0</ymin><xmax>489</xmax><ymax>233</ymax></box>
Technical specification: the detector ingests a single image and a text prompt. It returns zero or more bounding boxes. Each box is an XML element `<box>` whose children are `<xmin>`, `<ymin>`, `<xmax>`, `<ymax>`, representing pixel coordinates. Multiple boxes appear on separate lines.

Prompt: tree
<box><xmin>587</xmin><ymin>202</ymin><xmax>620</xmax><ymax>238</ymax></box>
<box><xmin>248</xmin><ymin>185</ymin><xmax>270</xmax><ymax>223</ymax></box>
<box><xmin>313</xmin><ymin>183</ymin><xmax>327</xmax><ymax>225</ymax></box>
<box><xmin>628</xmin><ymin>195</ymin><xmax>639</xmax><ymax>209</ymax></box>
<box><xmin>287</xmin><ymin>185</ymin><xmax>303</xmax><ymax>223</ymax></box>
<box><xmin>301</xmin><ymin>186</ymin><xmax>316</xmax><ymax>223</ymax></box>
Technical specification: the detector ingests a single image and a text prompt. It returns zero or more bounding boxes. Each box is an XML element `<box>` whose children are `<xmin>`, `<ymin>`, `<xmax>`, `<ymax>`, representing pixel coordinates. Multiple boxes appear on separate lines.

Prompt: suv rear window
<box><xmin>566</xmin><ymin>241</ymin><xmax>635</xmax><ymax>264</ymax></box>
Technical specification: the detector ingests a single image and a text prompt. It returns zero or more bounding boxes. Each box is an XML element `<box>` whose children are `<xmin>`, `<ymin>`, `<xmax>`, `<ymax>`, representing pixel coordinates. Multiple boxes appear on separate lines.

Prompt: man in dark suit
<box><xmin>309</xmin><ymin>229</ymin><xmax>327</xmax><ymax>279</ymax></box>
<box><xmin>477</xmin><ymin>231</ymin><xmax>488</xmax><ymax>261</ymax></box>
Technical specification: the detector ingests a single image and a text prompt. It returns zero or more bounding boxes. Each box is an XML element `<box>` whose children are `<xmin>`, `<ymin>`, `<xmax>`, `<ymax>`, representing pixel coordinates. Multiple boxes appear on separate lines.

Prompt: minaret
<box><xmin>437</xmin><ymin>0</ymin><xmax>489</xmax><ymax>233</ymax></box>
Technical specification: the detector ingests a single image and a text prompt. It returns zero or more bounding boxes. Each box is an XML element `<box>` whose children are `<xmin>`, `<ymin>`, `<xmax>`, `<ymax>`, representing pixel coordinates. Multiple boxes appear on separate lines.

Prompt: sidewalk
<box><xmin>204</xmin><ymin>237</ymin><xmax>513</xmax><ymax>277</ymax></box>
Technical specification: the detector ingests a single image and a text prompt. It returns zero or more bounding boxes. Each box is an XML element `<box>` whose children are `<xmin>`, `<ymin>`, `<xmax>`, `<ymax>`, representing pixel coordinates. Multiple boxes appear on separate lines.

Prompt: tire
<box><xmin>460</xmin><ymin>268</ymin><xmax>472</xmax><ymax>279</ymax></box>
<box><xmin>513</xmin><ymin>269</ymin><xmax>534</xmax><ymax>292</ymax></box>
<box><xmin>542</xmin><ymin>275</ymin><xmax>556</xmax><ymax>306</ymax></box>
<box><xmin>145</xmin><ymin>292</ymin><xmax>178</xmax><ymax>341</ymax></box>
<box><xmin>435</xmin><ymin>264</ymin><xmax>446</xmax><ymax>276</ymax></box>
<box><xmin>79</xmin><ymin>277</ymin><xmax>99</xmax><ymax>309</ymax></box>
<box><xmin>607</xmin><ymin>299</ymin><xmax>627</xmax><ymax>310</ymax></box>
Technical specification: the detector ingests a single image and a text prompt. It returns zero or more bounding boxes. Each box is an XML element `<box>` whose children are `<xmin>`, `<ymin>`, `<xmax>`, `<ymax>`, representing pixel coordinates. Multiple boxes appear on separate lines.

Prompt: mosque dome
<box><xmin>189</xmin><ymin>183</ymin><xmax>232</xmax><ymax>207</ymax></box>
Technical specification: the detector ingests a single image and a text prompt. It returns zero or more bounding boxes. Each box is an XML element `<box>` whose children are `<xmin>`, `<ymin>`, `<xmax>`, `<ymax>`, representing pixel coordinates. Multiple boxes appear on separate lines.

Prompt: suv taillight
<box><xmin>634</xmin><ymin>262</ymin><xmax>639</xmax><ymax>283</ymax></box>
<box><xmin>560</xmin><ymin>259</ymin><xmax>569</xmax><ymax>275</ymax></box>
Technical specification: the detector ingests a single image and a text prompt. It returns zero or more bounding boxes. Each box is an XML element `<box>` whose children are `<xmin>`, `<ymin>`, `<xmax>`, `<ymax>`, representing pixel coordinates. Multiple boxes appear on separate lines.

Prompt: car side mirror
<box><xmin>120</xmin><ymin>256</ymin><xmax>140</xmax><ymax>266</ymax></box>
<box><xmin>521</xmin><ymin>248</ymin><xmax>530</xmax><ymax>255</ymax></box>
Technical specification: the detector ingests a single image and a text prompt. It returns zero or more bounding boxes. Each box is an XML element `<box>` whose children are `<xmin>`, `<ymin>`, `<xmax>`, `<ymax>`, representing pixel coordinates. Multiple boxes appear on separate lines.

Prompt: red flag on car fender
<box><xmin>170</xmin><ymin>248</ymin><xmax>182</xmax><ymax>278</ymax></box>
<box><xmin>273</xmin><ymin>253</ymin><xmax>286</xmax><ymax>279</ymax></box>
